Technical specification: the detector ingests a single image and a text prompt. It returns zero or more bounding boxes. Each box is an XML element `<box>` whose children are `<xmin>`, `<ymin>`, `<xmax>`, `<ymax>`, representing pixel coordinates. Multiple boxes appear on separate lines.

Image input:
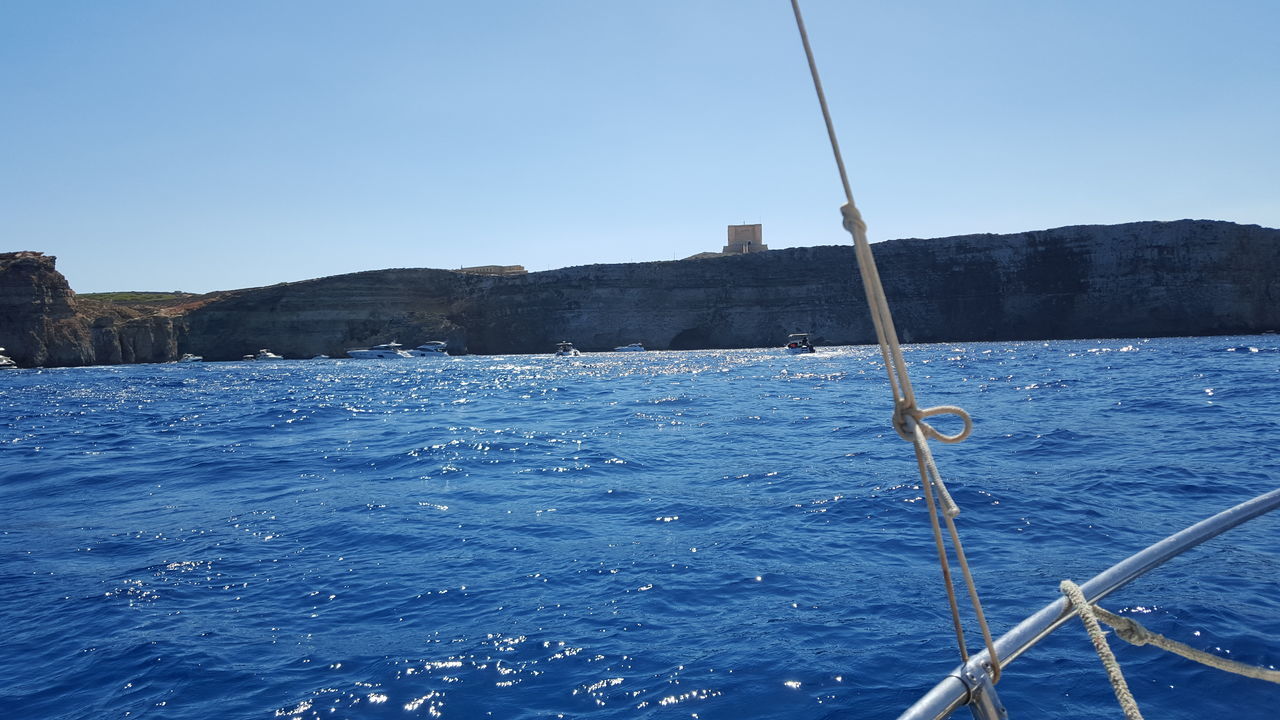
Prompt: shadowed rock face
<box><xmin>0</xmin><ymin>252</ymin><xmax>94</xmax><ymax>367</ymax></box>
<box><xmin>179</xmin><ymin>269</ymin><xmax>469</xmax><ymax>361</ymax></box>
<box><xmin>450</xmin><ymin>219</ymin><xmax>1279</xmax><ymax>351</ymax></box>
<box><xmin>879</xmin><ymin>220</ymin><xmax>1279</xmax><ymax>342</ymax></box>
<box><xmin>0</xmin><ymin>252</ymin><xmax>182</xmax><ymax>367</ymax></box>
<box><xmin>2</xmin><ymin>220</ymin><xmax>1277</xmax><ymax>367</ymax></box>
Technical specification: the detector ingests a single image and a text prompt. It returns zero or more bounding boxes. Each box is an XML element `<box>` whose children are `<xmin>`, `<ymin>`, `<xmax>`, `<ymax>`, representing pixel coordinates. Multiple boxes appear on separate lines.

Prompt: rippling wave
<box><xmin>1</xmin><ymin>337</ymin><xmax>1277</xmax><ymax>719</ymax></box>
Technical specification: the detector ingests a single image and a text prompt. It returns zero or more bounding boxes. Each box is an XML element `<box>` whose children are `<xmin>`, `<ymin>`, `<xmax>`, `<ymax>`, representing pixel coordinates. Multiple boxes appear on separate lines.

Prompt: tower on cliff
<box><xmin>722</xmin><ymin>224</ymin><xmax>768</xmax><ymax>254</ymax></box>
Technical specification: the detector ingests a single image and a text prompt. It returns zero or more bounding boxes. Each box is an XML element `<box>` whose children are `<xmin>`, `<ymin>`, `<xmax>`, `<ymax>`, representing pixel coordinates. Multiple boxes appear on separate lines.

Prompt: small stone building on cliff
<box><xmin>684</xmin><ymin>224</ymin><xmax>770</xmax><ymax>260</ymax></box>
<box><xmin>722</xmin><ymin>224</ymin><xmax>767</xmax><ymax>254</ymax></box>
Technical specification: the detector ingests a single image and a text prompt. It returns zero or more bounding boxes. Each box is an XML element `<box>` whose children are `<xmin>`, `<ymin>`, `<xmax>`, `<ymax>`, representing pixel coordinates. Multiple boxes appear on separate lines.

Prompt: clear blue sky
<box><xmin>2</xmin><ymin>1</ymin><xmax>1277</xmax><ymax>293</ymax></box>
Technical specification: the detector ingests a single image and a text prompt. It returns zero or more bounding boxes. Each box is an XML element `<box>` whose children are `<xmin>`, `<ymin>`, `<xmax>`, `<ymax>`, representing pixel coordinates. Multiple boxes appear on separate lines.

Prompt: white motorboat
<box><xmin>553</xmin><ymin>341</ymin><xmax>581</xmax><ymax>357</ymax></box>
<box><xmin>255</xmin><ymin>349</ymin><xmax>283</xmax><ymax>360</ymax></box>
<box><xmin>0</xmin><ymin>347</ymin><xmax>16</xmax><ymax>370</ymax></box>
<box><xmin>178</xmin><ymin>353</ymin><xmax>203</xmax><ymax>362</ymax></box>
<box><xmin>346</xmin><ymin>342</ymin><xmax>412</xmax><ymax>359</ymax></box>
<box><xmin>613</xmin><ymin>342</ymin><xmax>645</xmax><ymax>352</ymax></box>
<box><xmin>784</xmin><ymin>333</ymin><xmax>816</xmax><ymax>354</ymax></box>
<box><xmin>407</xmin><ymin>341</ymin><xmax>449</xmax><ymax>357</ymax></box>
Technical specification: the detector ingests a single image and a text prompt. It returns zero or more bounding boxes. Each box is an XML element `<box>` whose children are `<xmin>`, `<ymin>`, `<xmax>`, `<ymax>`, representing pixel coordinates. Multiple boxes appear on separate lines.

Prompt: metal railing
<box><xmin>898</xmin><ymin>487</ymin><xmax>1280</xmax><ymax>720</ymax></box>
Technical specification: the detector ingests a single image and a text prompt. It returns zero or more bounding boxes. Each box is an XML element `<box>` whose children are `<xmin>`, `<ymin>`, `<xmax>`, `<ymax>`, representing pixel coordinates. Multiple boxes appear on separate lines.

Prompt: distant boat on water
<box><xmin>784</xmin><ymin>333</ymin><xmax>816</xmax><ymax>354</ymax></box>
<box><xmin>178</xmin><ymin>353</ymin><xmax>203</xmax><ymax>362</ymax></box>
<box><xmin>554</xmin><ymin>341</ymin><xmax>581</xmax><ymax>357</ymax></box>
<box><xmin>346</xmin><ymin>342</ymin><xmax>412</xmax><ymax>359</ymax></box>
<box><xmin>407</xmin><ymin>341</ymin><xmax>449</xmax><ymax>357</ymax></box>
<box><xmin>613</xmin><ymin>342</ymin><xmax>645</xmax><ymax>352</ymax></box>
<box><xmin>0</xmin><ymin>347</ymin><xmax>16</xmax><ymax>369</ymax></box>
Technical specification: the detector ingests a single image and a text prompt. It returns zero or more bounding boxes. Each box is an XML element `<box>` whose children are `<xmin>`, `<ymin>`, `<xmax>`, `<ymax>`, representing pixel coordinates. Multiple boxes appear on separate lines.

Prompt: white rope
<box><xmin>1060</xmin><ymin>580</ymin><xmax>1145</xmax><ymax>720</ymax></box>
<box><xmin>1093</xmin><ymin>605</ymin><xmax>1280</xmax><ymax>684</ymax></box>
<box><xmin>790</xmin><ymin>0</ymin><xmax>993</xmax><ymax>678</ymax></box>
<box><xmin>790</xmin><ymin>1</ymin><xmax>972</xmax><ymax>448</ymax></box>
<box><xmin>792</xmin><ymin>6</ymin><xmax>1276</xmax><ymax>713</ymax></box>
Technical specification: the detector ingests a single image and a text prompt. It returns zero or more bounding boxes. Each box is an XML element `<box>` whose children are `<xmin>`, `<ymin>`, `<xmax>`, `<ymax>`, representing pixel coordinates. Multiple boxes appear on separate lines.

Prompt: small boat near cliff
<box><xmin>613</xmin><ymin>342</ymin><xmax>645</xmax><ymax>352</ymax></box>
<box><xmin>0</xmin><ymin>347</ymin><xmax>17</xmax><ymax>370</ymax></box>
<box><xmin>255</xmin><ymin>349</ymin><xmax>283</xmax><ymax>360</ymax></box>
<box><xmin>346</xmin><ymin>342</ymin><xmax>412</xmax><ymax>359</ymax></box>
<box><xmin>407</xmin><ymin>341</ymin><xmax>449</xmax><ymax>357</ymax></box>
<box><xmin>784</xmin><ymin>333</ymin><xmax>816</xmax><ymax>354</ymax></box>
<box><xmin>553</xmin><ymin>341</ymin><xmax>581</xmax><ymax>357</ymax></box>
<box><xmin>177</xmin><ymin>353</ymin><xmax>203</xmax><ymax>362</ymax></box>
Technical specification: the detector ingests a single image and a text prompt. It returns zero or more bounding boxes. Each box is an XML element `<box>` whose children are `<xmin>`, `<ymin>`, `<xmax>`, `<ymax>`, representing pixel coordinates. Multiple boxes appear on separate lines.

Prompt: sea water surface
<box><xmin>2</xmin><ymin>336</ymin><xmax>1278</xmax><ymax>719</ymax></box>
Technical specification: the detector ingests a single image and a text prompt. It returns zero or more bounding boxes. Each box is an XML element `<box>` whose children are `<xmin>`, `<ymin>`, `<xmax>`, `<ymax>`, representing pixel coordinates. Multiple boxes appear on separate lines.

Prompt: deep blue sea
<box><xmin>2</xmin><ymin>337</ymin><xmax>1278</xmax><ymax>719</ymax></box>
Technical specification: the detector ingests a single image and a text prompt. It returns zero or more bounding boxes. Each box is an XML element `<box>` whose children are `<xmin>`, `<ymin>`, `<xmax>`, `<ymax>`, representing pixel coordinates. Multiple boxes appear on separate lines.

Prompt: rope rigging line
<box><xmin>1060</xmin><ymin>577</ymin><xmax>1280</xmax><ymax>720</ymax></box>
<box><xmin>1060</xmin><ymin>580</ymin><xmax>1146</xmax><ymax>720</ymax></box>
<box><xmin>1092</xmin><ymin>603</ymin><xmax>1280</xmax><ymax>684</ymax></box>
<box><xmin>789</xmin><ymin>0</ymin><xmax>994</xmax><ymax>680</ymax></box>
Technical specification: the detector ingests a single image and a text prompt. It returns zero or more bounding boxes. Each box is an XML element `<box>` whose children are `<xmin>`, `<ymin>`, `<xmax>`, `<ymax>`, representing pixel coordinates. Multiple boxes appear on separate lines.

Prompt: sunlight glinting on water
<box><xmin>1</xmin><ymin>338</ymin><xmax>1277</xmax><ymax>718</ymax></box>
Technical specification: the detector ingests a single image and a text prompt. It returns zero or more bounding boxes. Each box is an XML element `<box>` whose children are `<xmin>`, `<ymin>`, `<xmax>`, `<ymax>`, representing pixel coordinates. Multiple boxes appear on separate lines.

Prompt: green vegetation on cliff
<box><xmin>78</xmin><ymin>291</ymin><xmax>195</xmax><ymax>305</ymax></box>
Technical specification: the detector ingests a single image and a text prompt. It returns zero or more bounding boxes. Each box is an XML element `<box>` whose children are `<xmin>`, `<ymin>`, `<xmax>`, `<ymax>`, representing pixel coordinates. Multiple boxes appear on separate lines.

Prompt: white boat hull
<box><xmin>407</xmin><ymin>342</ymin><xmax>450</xmax><ymax>357</ymax></box>
<box><xmin>346</xmin><ymin>349</ymin><xmax>412</xmax><ymax>359</ymax></box>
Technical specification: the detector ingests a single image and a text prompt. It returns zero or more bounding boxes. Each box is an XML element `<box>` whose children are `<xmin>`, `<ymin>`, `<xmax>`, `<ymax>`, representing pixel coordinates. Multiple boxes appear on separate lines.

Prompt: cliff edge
<box><xmin>2</xmin><ymin>220</ymin><xmax>1276</xmax><ymax>367</ymax></box>
<box><xmin>0</xmin><ymin>252</ymin><xmax>181</xmax><ymax>367</ymax></box>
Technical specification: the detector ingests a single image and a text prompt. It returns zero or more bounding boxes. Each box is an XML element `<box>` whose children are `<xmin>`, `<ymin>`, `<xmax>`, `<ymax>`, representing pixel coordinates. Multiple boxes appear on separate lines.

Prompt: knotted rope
<box><xmin>1062</xmin><ymin>577</ymin><xmax>1280</xmax><ymax>719</ymax></box>
<box><xmin>1093</xmin><ymin>604</ymin><xmax>1280</xmax><ymax>684</ymax></box>
<box><xmin>1060</xmin><ymin>580</ymin><xmax>1145</xmax><ymax>720</ymax></box>
<box><xmin>791</xmin><ymin>0</ymin><xmax>994</xmax><ymax>680</ymax></box>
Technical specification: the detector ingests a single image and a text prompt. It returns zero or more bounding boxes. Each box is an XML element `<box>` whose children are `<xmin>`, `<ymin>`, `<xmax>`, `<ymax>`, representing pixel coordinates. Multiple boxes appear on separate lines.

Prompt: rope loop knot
<box><xmin>894</xmin><ymin>403</ymin><xmax>973</xmax><ymax>444</ymax></box>
<box><xmin>1098</xmin><ymin>611</ymin><xmax>1150</xmax><ymax>646</ymax></box>
<box><xmin>840</xmin><ymin>203</ymin><xmax>867</xmax><ymax>236</ymax></box>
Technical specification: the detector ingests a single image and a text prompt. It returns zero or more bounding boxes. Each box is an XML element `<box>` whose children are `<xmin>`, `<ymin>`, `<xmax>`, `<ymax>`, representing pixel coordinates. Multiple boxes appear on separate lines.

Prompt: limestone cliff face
<box><xmin>0</xmin><ymin>252</ymin><xmax>185</xmax><ymax>368</ymax></box>
<box><xmin>89</xmin><ymin>313</ymin><xmax>182</xmax><ymax>365</ymax></box>
<box><xmin>453</xmin><ymin>251</ymin><xmax>863</xmax><ymax>352</ymax></box>
<box><xmin>180</xmin><ymin>269</ymin><xmax>468</xmax><ymax>360</ymax></box>
<box><xmin>454</xmin><ymin>220</ymin><xmax>1279</xmax><ymax>351</ymax></box>
<box><xmin>4</xmin><ymin>220</ymin><xmax>1277</xmax><ymax>367</ymax></box>
<box><xmin>880</xmin><ymin>220</ymin><xmax>1280</xmax><ymax>342</ymax></box>
<box><xmin>0</xmin><ymin>252</ymin><xmax>95</xmax><ymax>367</ymax></box>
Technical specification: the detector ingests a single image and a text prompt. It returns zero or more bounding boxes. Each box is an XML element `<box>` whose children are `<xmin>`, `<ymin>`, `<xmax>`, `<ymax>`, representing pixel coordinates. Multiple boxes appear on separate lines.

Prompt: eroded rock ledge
<box><xmin>2</xmin><ymin>220</ymin><xmax>1276</xmax><ymax>367</ymax></box>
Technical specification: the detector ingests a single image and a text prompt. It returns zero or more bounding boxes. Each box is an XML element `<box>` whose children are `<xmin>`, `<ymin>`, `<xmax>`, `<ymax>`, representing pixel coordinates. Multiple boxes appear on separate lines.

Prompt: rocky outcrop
<box><xmin>0</xmin><ymin>252</ymin><xmax>187</xmax><ymax>368</ymax></box>
<box><xmin>3</xmin><ymin>220</ymin><xmax>1277</xmax><ymax>367</ymax></box>
<box><xmin>0</xmin><ymin>252</ymin><xmax>95</xmax><ymax>367</ymax></box>
<box><xmin>89</xmin><ymin>313</ymin><xmax>182</xmax><ymax>365</ymax></box>
<box><xmin>179</xmin><ymin>269</ymin><xmax>469</xmax><ymax>360</ymax></box>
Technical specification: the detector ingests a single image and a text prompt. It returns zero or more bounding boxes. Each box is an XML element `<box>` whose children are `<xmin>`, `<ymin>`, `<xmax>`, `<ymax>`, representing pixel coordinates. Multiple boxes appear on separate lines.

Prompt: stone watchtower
<box><xmin>722</xmin><ymin>224</ymin><xmax>768</xmax><ymax>254</ymax></box>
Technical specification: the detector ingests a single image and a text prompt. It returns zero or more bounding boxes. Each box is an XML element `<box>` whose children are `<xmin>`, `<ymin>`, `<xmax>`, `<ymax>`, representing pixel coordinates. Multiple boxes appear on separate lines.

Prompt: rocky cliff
<box><xmin>0</xmin><ymin>252</ymin><xmax>182</xmax><ymax>367</ymax></box>
<box><xmin>0</xmin><ymin>252</ymin><xmax>95</xmax><ymax>367</ymax></box>
<box><xmin>2</xmin><ymin>220</ymin><xmax>1277</xmax><ymax>367</ymax></box>
<box><xmin>179</xmin><ymin>268</ymin><xmax>468</xmax><ymax>361</ymax></box>
<box><xmin>446</xmin><ymin>219</ymin><xmax>1279</xmax><ymax>352</ymax></box>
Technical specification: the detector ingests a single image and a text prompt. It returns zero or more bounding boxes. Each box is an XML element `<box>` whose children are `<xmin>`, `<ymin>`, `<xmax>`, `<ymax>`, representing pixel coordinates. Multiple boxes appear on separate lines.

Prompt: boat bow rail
<box><xmin>898</xmin><ymin>487</ymin><xmax>1280</xmax><ymax>720</ymax></box>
